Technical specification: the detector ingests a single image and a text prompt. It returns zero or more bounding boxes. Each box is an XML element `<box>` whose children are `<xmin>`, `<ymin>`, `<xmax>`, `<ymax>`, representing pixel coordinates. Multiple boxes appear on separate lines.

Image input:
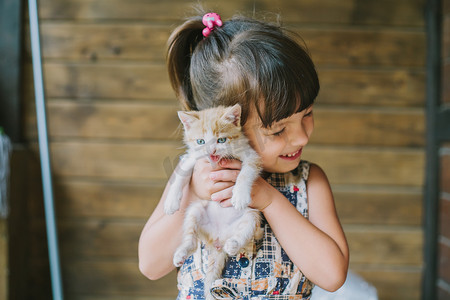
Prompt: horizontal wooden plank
<box><xmin>30</xmin><ymin>219</ymin><xmax>422</xmax><ymax>267</ymax></box>
<box><xmin>38</xmin><ymin>23</ymin><xmax>170</xmax><ymax>62</ymax></box>
<box><xmin>302</xmin><ymin>146</ymin><xmax>425</xmax><ymax>186</ymax></box>
<box><xmin>27</xmin><ymin>249</ymin><xmax>179</xmax><ymax>298</ymax></box>
<box><xmin>47</xmin><ymin>141</ymin><xmax>185</xmax><ymax>181</ymax></box>
<box><xmin>58</xmin><ymin>220</ymin><xmax>142</xmax><ymax>259</ymax></box>
<box><xmin>62</xmin><ymin>261</ymin><xmax>178</xmax><ymax>297</ymax></box>
<box><xmin>30</xmin><ymin>101</ymin><xmax>182</xmax><ymax>140</ymax></box>
<box><xmin>304</xmin><ymin>29</ymin><xmax>425</xmax><ymax>68</ymax></box>
<box><xmin>25</xmin><ymin>101</ymin><xmax>424</xmax><ymax>147</ymax></box>
<box><xmin>345</xmin><ymin>226</ymin><xmax>423</xmax><ymax>266</ymax></box>
<box><xmin>309</xmin><ymin>107</ymin><xmax>425</xmax><ymax>147</ymax></box>
<box><xmin>28</xmin><ymin>259</ymin><xmax>423</xmax><ymax>299</ymax></box>
<box><xmin>36</xmin><ymin>23</ymin><xmax>425</xmax><ymax>67</ymax></box>
<box><xmin>39</xmin><ymin>141</ymin><xmax>424</xmax><ymax>186</ymax></box>
<box><xmin>334</xmin><ymin>186</ymin><xmax>423</xmax><ymax>226</ymax></box>
<box><xmin>352</xmin><ymin>268</ymin><xmax>421</xmax><ymax>300</ymax></box>
<box><xmin>45</xmin><ymin>180</ymin><xmax>423</xmax><ymax>226</ymax></box>
<box><xmin>37</xmin><ymin>0</ymin><xmax>425</xmax><ymax>27</ymax></box>
<box><xmin>36</xmin><ymin>63</ymin><xmax>424</xmax><ymax>107</ymax></box>
<box><xmin>28</xmin><ymin>255</ymin><xmax>422</xmax><ymax>300</ymax></box>
<box><xmin>42</xmin><ymin>63</ymin><xmax>173</xmax><ymax>100</ymax></box>
<box><xmin>54</xmin><ymin>180</ymin><xmax>164</xmax><ymax>219</ymax></box>
<box><xmin>318</xmin><ymin>68</ymin><xmax>425</xmax><ymax>107</ymax></box>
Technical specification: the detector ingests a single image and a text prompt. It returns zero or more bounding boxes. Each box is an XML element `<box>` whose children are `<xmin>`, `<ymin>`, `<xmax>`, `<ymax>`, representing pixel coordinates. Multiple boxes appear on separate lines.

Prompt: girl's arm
<box><xmin>138</xmin><ymin>158</ymin><xmax>236</xmax><ymax>280</ymax></box>
<box><xmin>138</xmin><ymin>171</ymin><xmax>190</xmax><ymax>280</ymax></box>
<box><xmin>253</xmin><ymin>163</ymin><xmax>349</xmax><ymax>292</ymax></box>
<box><xmin>207</xmin><ymin>160</ymin><xmax>348</xmax><ymax>291</ymax></box>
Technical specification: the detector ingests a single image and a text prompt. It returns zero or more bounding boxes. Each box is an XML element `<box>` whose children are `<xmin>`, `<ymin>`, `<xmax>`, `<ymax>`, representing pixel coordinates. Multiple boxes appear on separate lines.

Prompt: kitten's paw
<box><xmin>173</xmin><ymin>248</ymin><xmax>188</xmax><ymax>267</ymax></box>
<box><xmin>164</xmin><ymin>202</ymin><xmax>180</xmax><ymax>215</ymax></box>
<box><xmin>164</xmin><ymin>190</ymin><xmax>182</xmax><ymax>215</ymax></box>
<box><xmin>224</xmin><ymin>239</ymin><xmax>240</xmax><ymax>256</ymax></box>
<box><xmin>231</xmin><ymin>193</ymin><xmax>251</xmax><ymax>210</ymax></box>
<box><xmin>231</xmin><ymin>184</ymin><xmax>252</xmax><ymax>210</ymax></box>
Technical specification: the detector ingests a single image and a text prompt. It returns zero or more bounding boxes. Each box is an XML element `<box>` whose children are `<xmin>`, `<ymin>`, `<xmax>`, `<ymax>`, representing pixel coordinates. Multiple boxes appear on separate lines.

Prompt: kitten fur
<box><xmin>164</xmin><ymin>104</ymin><xmax>263</xmax><ymax>300</ymax></box>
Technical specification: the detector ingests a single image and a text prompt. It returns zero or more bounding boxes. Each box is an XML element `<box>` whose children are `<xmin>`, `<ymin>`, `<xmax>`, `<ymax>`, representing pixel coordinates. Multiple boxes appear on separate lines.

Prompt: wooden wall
<box><xmin>22</xmin><ymin>0</ymin><xmax>426</xmax><ymax>299</ymax></box>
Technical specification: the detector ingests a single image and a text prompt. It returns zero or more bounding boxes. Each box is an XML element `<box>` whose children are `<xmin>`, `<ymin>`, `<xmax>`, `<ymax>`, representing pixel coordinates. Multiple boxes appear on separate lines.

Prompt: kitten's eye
<box><xmin>196</xmin><ymin>139</ymin><xmax>205</xmax><ymax>145</ymax></box>
<box><xmin>217</xmin><ymin>137</ymin><xmax>227</xmax><ymax>143</ymax></box>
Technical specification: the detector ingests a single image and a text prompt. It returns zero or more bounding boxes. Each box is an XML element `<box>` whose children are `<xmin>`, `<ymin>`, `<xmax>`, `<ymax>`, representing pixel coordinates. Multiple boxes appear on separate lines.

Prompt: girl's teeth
<box><xmin>285</xmin><ymin>150</ymin><xmax>299</xmax><ymax>157</ymax></box>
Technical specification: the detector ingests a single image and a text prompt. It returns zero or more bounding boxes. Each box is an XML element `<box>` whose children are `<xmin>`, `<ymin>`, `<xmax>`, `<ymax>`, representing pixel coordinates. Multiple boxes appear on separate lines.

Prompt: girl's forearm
<box><xmin>255</xmin><ymin>177</ymin><xmax>348</xmax><ymax>292</ymax></box>
<box><xmin>138</xmin><ymin>180</ymin><xmax>194</xmax><ymax>280</ymax></box>
<box><xmin>262</xmin><ymin>196</ymin><xmax>347</xmax><ymax>291</ymax></box>
<box><xmin>138</xmin><ymin>212</ymin><xmax>183</xmax><ymax>280</ymax></box>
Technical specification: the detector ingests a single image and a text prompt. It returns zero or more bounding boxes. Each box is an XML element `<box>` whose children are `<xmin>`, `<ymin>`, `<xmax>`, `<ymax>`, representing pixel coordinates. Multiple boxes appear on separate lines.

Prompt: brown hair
<box><xmin>167</xmin><ymin>11</ymin><xmax>319</xmax><ymax>127</ymax></box>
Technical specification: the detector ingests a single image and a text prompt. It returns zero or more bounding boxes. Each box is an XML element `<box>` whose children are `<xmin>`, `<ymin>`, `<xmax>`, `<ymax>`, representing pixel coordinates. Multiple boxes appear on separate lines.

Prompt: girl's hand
<box><xmin>189</xmin><ymin>158</ymin><xmax>241</xmax><ymax>206</ymax></box>
<box><xmin>210</xmin><ymin>160</ymin><xmax>276</xmax><ymax>211</ymax></box>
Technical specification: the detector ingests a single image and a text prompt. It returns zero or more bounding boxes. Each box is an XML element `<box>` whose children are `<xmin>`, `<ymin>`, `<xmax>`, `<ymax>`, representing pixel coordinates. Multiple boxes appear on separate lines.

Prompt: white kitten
<box><xmin>164</xmin><ymin>104</ymin><xmax>262</xmax><ymax>300</ymax></box>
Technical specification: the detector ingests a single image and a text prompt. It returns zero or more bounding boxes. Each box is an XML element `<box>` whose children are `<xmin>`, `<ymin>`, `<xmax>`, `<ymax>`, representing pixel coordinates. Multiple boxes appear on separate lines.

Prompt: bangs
<box><xmin>251</xmin><ymin>31</ymin><xmax>319</xmax><ymax>128</ymax></box>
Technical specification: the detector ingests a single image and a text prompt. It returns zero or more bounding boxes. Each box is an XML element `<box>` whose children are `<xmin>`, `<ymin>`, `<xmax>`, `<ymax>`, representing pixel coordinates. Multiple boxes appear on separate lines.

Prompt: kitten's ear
<box><xmin>222</xmin><ymin>104</ymin><xmax>242</xmax><ymax>126</ymax></box>
<box><xmin>178</xmin><ymin>111</ymin><xmax>198</xmax><ymax>129</ymax></box>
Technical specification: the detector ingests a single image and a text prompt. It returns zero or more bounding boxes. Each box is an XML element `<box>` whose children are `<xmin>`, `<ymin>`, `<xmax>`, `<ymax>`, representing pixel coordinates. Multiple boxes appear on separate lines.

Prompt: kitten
<box><xmin>164</xmin><ymin>104</ymin><xmax>262</xmax><ymax>300</ymax></box>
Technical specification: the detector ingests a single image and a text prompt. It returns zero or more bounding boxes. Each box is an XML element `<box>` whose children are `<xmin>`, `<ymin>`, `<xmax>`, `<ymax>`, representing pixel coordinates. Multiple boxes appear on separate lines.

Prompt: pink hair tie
<box><xmin>202</xmin><ymin>13</ymin><xmax>223</xmax><ymax>37</ymax></box>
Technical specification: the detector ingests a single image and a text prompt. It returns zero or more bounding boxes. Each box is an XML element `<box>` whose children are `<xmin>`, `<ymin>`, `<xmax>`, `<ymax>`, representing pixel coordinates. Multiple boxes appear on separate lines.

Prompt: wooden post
<box><xmin>423</xmin><ymin>0</ymin><xmax>442</xmax><ymax>298</ymax></box>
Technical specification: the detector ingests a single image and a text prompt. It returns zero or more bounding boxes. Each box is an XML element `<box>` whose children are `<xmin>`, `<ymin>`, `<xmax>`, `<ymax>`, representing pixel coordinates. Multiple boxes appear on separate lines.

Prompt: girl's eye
<box><xmin>217</xmin><ymin>137</ymin><xmax>227</xmax><ymax>143</ymax></box>
<box><xmin>196</xmin><ymin>139</ymin><xmax>205</xmax><ymax>145</ymax></box>
<box><xmin>273</xmin><ymin>128</ymin><xmax>285</xmax><ymax>136</ymax></box>
<box><xmin>304</xmin><ymin>109</ymin><xmax>313</xmax><ymax>117</ymax></box>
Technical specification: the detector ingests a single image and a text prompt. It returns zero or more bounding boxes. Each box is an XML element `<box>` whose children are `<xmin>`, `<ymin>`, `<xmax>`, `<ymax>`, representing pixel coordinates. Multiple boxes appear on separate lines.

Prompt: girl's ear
<box><xmin>222</xmin><ymin>104</ymin><xmax>242</xmax><ymax>126</ymax></box>
<box><xmin>177</xmin><ymin>111</ymin><xmax>199</xmax><ymax>129</ymax></box>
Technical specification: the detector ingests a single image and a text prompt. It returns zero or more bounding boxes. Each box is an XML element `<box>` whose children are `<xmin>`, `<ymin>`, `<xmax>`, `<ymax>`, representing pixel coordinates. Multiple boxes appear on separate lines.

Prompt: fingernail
<box><xmin>209</xmin><ymin>173</ymin><xmax>216</xmax><ymax>180</ymax></box>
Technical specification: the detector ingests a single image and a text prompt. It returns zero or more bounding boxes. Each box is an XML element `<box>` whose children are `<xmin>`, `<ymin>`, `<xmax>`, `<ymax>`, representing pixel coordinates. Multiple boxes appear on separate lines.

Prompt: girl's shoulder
<box><xmin>305</xmin><ymin>161</ymin><xmax>331</xmax><ymax>188</ymax></box>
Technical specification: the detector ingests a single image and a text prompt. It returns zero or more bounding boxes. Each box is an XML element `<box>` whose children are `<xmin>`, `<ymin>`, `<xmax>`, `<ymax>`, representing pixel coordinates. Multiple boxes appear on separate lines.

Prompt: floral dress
<box><xmin>176</xmin><ymin>161</ymin><xmax>314</xmax><ymax>299</ymax></box>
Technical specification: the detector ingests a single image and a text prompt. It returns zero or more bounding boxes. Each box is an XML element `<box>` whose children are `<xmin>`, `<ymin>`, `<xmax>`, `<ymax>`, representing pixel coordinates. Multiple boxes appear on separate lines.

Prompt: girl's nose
<box><xmin>289</xmin><ymin>124</ymin><xmax>309</xmax><ymax>146</ymax></box>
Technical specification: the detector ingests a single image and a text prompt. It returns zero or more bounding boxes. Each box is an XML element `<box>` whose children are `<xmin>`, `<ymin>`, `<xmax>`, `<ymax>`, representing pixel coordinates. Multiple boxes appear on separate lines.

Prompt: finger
<box><xmin>211</xmin><ymin>186</ymin><xmax>234</xmax><ymax>202</ymax></box>
<box><xmin>209</xmin><ymin>169</ymin><xmax>240</xmax><ymax>182</ymax></box>
<box><xmin>197</xmin><ymin>157</ymin><xmax>214</xmax><ymax>171</ymax></box>
<box><xmin>210</xmin><ymin>181</ymin><xmax>234</xmax><ymax>194</ymax></box>
<box><xmin>219</xmin><ymin>198</ymin><xmax>233</xmax><ymax>208</ymax></box>
<box><xmin>218</xmin><ymin>158</ymin><xmax>242</xmax><ymax>170</ymax></box>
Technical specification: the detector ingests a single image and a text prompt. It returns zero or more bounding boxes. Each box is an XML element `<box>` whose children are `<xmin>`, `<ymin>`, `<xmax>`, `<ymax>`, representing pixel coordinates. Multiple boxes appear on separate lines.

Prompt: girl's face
<box><xmin>243</xmin><ymin>105</ymin><xmax>314</xmax><ymax>173</ymax></box>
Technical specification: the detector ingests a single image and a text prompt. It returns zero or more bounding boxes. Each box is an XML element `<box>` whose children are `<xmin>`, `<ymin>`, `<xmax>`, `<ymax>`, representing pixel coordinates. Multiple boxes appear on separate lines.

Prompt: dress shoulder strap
<box><xmin>298</xmin><ymin>160</ymin><xmax>310</xmax><ymax>182</ymax></box>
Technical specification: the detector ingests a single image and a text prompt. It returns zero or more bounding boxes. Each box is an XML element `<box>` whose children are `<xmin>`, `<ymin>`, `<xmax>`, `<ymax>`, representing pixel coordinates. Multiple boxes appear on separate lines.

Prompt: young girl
<box><xmin>139</xmin><ymin>11</ymin><xmax>349</xmax><ymax>299</ymax></box>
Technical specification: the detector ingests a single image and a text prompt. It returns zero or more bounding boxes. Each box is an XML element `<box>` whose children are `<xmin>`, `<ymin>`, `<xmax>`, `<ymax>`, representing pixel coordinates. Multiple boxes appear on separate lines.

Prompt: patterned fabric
<box><xmin>177</xmin><ymin>161</ymin><xmax>314</xmax><ymax>299</ymax></box>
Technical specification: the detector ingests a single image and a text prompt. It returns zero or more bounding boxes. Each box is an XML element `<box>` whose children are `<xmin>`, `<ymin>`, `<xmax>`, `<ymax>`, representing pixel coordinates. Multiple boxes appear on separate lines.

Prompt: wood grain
<box><xmin>29</xmin><ymin>218</ymin><xmax>423</xmax><ymax>267</ymax></box>
<box><xmin>354</xmin><ymin>268</ymin><xmax>421</xmax><ymax>300</ymax></box>
<box><xmin>36</xmin><ymin>63</ymin><xmax>425</xmax><ymax>107</ymax></box>
<box><xmin>37</xmin><ymin>23</ymin><xmax>425</xmax><ymax>67</ymax></box>
<box><xmin>24</xmin><ymin>101</ymin><xmax>425</xmax><ymax>146</ymax></box>
<box><xmin>30</xmin><ymin>141</ymin><xmax>424</xmax><ymax>186</ymax></box>
<box><xmin>19</xmin><ymin>0</ymin><xmax>428</xmax><ymax>299</ymax></box>
<box><xmin>37</xmin><ymin>0</ymin><xmax>425</xmax><ymax>27</ymax></box>
<box><xmin>47</xmin><ymin>180</ymin><xmax>423</xmax><ymax>226</ymax></box>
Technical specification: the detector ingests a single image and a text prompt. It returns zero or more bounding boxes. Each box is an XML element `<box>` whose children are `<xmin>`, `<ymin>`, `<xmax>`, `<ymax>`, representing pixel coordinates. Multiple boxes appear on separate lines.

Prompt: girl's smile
<box><xmin>279</xmin><ymin>148</ymin><xmax>302</xmax><ymax>160</ymax></box>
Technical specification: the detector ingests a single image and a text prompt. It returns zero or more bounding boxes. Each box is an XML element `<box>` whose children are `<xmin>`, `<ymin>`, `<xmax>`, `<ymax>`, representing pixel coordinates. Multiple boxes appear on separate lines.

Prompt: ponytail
<box><xmin>166</xmin><ymin>16</ymin><xmax>204</xmax><ymax>110</ymax></box>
